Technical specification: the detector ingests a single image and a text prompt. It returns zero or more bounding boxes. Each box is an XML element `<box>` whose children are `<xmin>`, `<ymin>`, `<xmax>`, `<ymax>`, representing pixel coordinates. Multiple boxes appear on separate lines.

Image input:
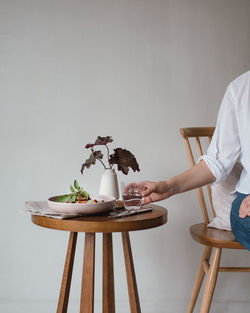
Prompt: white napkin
<box><xmin>24</xmin><ymin>201</ymin><xmax>81</xmax><ymax>219</ymax></box>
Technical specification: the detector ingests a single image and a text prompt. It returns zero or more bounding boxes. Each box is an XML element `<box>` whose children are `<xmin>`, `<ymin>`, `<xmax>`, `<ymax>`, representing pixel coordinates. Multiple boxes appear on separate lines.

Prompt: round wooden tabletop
<box><xmin>31</xmin><ymin>205</ymin><xmax>167</xmax><ymax>233</ymax></box>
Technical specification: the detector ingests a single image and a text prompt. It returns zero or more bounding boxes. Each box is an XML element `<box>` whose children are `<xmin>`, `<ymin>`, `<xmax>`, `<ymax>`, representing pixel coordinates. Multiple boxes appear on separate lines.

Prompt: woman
<box><xmin>134</xmin><ymin>71</ymin><xmax>250</xmax><ymax>250</ymax></box>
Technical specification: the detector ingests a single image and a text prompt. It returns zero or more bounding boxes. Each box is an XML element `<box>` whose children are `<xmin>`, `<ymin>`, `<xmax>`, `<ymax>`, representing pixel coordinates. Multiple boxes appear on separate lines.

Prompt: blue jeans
<box><xmin>230</xmin><ymin>192</ymin><xmax>250</xmax><ymax>251</ymax></box>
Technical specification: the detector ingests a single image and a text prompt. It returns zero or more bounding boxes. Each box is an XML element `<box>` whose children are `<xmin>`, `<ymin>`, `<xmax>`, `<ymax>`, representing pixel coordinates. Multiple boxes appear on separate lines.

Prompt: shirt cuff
<box><xmin>199</xmin><ymin>155</ymin><xmax>226</xmax><ymax>184</ymax></box>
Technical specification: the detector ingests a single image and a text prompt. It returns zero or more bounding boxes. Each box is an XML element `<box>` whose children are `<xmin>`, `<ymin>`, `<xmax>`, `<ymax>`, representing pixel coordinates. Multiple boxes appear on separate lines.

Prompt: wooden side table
<box><xmin>31</xmin><ymin>205</ymin><xmax>167</xmax><ymax>313</ymax></box>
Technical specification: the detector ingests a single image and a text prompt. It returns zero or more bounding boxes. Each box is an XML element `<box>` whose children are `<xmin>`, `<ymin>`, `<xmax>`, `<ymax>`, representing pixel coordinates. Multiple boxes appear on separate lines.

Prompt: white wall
<box><xmin>1</xmin><ymin>0</ymin><xmax>250</xmax><ymax>312</ymax></box>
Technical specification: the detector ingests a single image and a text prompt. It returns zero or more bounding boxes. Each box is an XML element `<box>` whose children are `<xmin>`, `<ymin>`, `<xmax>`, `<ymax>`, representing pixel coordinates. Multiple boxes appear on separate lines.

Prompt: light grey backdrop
<box><xmin>1</xmin><ymin>0</ymin><xmax>250</xmax><ymax>312</ymax></box>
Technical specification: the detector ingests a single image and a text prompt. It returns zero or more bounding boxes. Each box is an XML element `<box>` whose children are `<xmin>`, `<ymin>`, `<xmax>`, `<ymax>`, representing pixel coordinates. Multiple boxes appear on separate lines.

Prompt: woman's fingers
<box><xmin>142</xmin><ymin>196</ymin><xmax>152</xmax><ymax>205</ymax></box>
<box><xmin>239</xmin><ymin>195</ymin><xmax>250</xmax><ymax>218</ymax></box>
<box><xmin>138</xmin><ymin>181</ymin><xmax>155</xmax><ymax>197</ymax></box>
<box><xmin>142</xmin><ymin>186</ymin><xmax>154</xmax><ymax>197</ymax></box>
<box><xmin>123</xmin><ymin>181</ymin><xmax>156</xmax><ymax>202</ymax></box>
<box><xmin>126</xmin><ymin>181</ymin><xmax>169</xmax><ymax>204</ymax></box>
<box><xmin>142</xmin><ymin>193</ymin><xmax>158</xmax><ymax>205</ymax></box>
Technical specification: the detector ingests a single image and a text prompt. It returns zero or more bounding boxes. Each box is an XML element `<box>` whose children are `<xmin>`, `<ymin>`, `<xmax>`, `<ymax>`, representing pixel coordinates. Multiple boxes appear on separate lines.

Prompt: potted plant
<box><xmin>81</xmin><ymin>136</ymin><xmax>140</xmax><ymax>198</ymax></box>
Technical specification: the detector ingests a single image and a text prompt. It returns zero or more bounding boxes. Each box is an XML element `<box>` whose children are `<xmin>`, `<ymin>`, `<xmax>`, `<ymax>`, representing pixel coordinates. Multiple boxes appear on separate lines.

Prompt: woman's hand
<box><xmin>130</xmin><ymin>181</ymin><xmax>171</xmax><ymax>205</ymax></box>
<box><xmin>239</xmin><ymin>195</ymin><xmax>250</xmax><ymax>218</ymax></box>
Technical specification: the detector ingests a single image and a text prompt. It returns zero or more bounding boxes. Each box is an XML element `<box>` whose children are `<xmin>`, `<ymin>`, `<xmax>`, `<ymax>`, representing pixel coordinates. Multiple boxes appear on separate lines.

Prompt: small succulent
<box><xmin>81</xmin><ymin>136</ymin><xmax>140</xmax><ymax>175</ymax></box>
<box><xmin>55</xmin><ymin>179</ymin><xmax>89</xmax><ymax>203</ymax></box>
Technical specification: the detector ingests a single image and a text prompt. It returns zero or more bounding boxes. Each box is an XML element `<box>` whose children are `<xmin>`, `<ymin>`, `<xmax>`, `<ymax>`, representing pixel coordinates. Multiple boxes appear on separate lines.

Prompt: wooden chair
<box><xmin>179</xmin><ymin>127</ymin><xmax>250</xmax><ymax>313</ymax></box>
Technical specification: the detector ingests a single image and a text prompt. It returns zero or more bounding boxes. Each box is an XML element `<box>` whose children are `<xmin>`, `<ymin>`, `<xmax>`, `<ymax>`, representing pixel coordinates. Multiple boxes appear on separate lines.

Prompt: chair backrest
<box><xmin>179</xmin><ymin>127</ymin><xmax>215</xmax><ymax>225</ymax></box>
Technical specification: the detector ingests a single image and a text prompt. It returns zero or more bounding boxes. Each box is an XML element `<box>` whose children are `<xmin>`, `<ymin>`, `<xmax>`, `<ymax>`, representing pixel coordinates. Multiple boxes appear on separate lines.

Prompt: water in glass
<box><xmin>122</xmin><ymin>193</ymin><xmax>143</xmax><ymax>210</ymax></box>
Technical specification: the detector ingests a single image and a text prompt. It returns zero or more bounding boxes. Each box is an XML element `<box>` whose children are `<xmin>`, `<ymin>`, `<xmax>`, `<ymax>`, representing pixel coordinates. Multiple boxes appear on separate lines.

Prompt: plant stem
<box><xmin>97</xmin><ymin>158</ymin><xmax>107</xmax><ymax>169</ymax></box>
<box><xmin>105</xmin><ymin>144</ymin><xmax>110</xmax><ymax>164</ymax></box>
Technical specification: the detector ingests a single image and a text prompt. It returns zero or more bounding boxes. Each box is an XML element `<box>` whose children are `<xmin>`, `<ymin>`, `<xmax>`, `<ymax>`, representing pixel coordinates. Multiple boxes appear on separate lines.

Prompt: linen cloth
<box><xmin>24</xmin><ymin>201</ymin><xmax>81</xmax><ymax>219</ymax></box>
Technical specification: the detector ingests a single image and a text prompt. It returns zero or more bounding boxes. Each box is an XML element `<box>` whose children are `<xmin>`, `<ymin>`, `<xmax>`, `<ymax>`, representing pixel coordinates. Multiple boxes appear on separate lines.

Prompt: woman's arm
<box><xmin>137</xmin><ymin>160</ymin><xmax>216</xmax><ymax>204</ymax></box>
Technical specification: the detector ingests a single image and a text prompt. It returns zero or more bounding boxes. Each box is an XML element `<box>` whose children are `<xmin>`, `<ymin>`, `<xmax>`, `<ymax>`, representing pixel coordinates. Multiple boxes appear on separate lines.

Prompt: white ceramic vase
<box><xmin>99</xmin><ymin>168</ymin><xmax>119</xmax><ymax>199</ymax></box>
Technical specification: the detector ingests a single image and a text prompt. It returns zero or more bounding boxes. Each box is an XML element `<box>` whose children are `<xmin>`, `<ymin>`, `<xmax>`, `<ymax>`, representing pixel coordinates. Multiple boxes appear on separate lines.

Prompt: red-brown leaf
<box><xmin>109</xmin><ymin>148</ymin><xmax>140</xmax><ymax>175</ymax></box>
<box><xmin>94</xmin><ymin>136</ymin><xmax>113</xmax><ymax>145</ymax></box>
<box><xmin>81</xmin><ymin>151</ymin><xmax>103</xmax><ymax>174</ymax></box>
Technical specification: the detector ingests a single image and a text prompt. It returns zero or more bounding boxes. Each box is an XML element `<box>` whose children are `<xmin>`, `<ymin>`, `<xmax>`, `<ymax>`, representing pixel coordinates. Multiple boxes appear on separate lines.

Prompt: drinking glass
<box><xmin>120</xmin><ymin>182</ymin><xmax>144</xmax><ymax>211</ymax></box>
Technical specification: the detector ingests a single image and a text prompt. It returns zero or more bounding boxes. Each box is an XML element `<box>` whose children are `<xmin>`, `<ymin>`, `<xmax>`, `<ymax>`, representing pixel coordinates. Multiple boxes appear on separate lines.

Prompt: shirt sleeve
<box><xmin>200</xmin><ymin>84</ymin><xmax>241</xmax><ymax>183</ymax></box>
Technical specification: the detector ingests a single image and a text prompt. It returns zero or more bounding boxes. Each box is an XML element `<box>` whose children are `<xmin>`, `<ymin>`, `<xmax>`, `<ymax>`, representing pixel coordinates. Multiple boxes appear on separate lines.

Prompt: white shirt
<box><xmin>201</xmin><ymin>71</ymin><xmax>250</xmax><ymax>194</ymax></box>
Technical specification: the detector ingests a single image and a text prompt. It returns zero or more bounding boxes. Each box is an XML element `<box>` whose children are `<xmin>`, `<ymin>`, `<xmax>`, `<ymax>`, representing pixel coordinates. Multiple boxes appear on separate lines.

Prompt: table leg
<box><xmin>80</xmin><ymin>232</ymin><xmax>96</xmax><ymax>313</ymax></box>
<box><xmin>122</xmin><ymin>232</ymin><xmax>141</xmax><ymax>313</ymax></box>
<box><xmin>57</xmin><ymin>232</ymin><xmax>78</xmax><ymax>313</ymax></box>
<box><xmin>102</xmin><ymin>233</ymin><xmax>115</xmax><ymax>313</ymax></box>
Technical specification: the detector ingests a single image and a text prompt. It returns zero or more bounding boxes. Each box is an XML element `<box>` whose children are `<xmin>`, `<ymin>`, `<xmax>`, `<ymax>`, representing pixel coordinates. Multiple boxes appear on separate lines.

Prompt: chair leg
<box><xmin>80</xmin><ymin>233</ymin><xmax>96</xmax><ymax>313</ymax></box>
<box><xmin>122</xmin><ymin>232</ymin><xmax>141</xmax><ymax>313</ymax></box>
<box><xmin>200</xmin><ymin>247</ymin><xmax>221</xmax><ymax>313</ymax></box>
<box><xmin>187</xmin><ymin>245</ymin><xmax>212</xmax><ymax>313</ymax></box>
<box><xmin>57</xmin><ymin>232</ymin><xmax>78</xmax><ymax>313</ymax></box>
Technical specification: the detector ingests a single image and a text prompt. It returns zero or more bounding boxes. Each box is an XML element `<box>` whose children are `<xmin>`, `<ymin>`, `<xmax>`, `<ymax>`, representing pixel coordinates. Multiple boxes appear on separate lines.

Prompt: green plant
<box><xmin>55</xmin><ymin>179</ymin><xmax>89</xmax><ymax>203</ymax></box>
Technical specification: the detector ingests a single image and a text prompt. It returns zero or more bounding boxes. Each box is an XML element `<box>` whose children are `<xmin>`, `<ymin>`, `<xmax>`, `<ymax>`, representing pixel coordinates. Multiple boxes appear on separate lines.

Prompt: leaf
<box><xmin>85</xmin><ymin>136</ymin><xmax>113</xmax><ymax>149</ymax></box>
<box><xmin>70</xmin><ymin>194</ymin><xmax>77</xmax><ymax>203</ymax></box>
<box><xmin>85</xmin><ymin>143</ymin><xmax>94</xmax><ymax>149</ymax></box>
<box><xmin>109</xmin><ymin>148</ymin><xmax>140</xmax><ymax>175</ymax></box>
<box><xmin>70</xmin><ymin>185</ymin><xmax>75</xmax><ymax>193</ymax></box>
<box><xmin>55</xmin><ymin>194</ymin><xmax>72</xmax><ymax>202</ymax></box>
<box><xmin>81</xmin><ymin>150</ymin><xmax>103</xmax><ymax>174</ymax></box>
<box><xmin>74</xmin><ymin>179</ymin><xmax>80</xmax><ymax>190</ymax></box>
<box><xmin>81</xmin><ymin>190</ymin><xmax>89</xmax><ymax>198</ymax></box>
<box><xmin>94</xmin><ymin>136</ymin><xmax>113</xmax><ymax>145</ymax></box>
